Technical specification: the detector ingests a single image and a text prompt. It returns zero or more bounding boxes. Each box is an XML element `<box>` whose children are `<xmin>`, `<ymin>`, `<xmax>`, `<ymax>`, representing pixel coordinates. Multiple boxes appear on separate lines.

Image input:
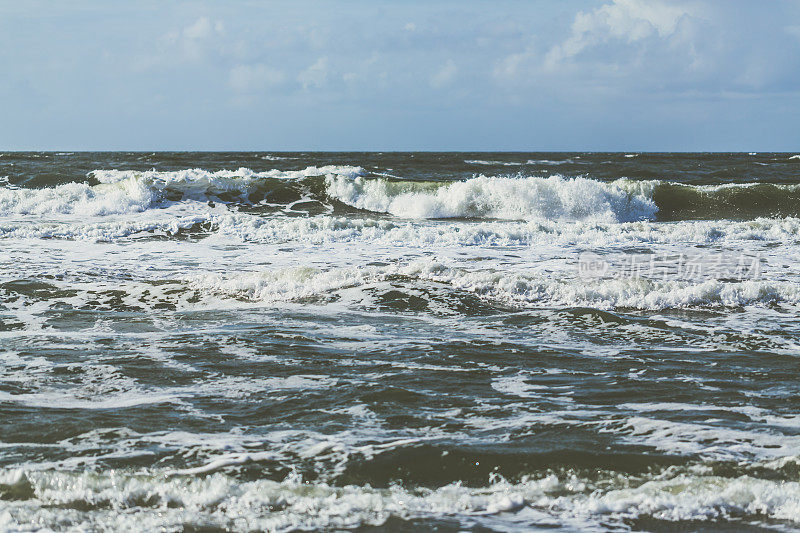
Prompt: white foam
<box><xmin>0</xmin><ymin>390</ymin><xmax>179</xmax><ymax>410</ymax></box>
<box><xmin>619</xmin><ymin>402</ymin><xmax>731</xmax><ymax>413</ymax></box>
<box><xmin>412</xmin><ymin>261</ymin><xmax>800</xmax><ymax>310</ymax></box>
<box><xmin>199</xmin><ymin>375</ymin><xmax>337</xmax><ymax>399</ymax></box>
<box><xmin>190</xmin><ymin>260</ymin><xmax>800</xmax><ymax>310</ymax></box>
<box><xmin>0</xmin><ymin>212</ymin><xmax>214</xmax><ymax>240</ymax></box>
<box><xmin>492</xmin><ymin>375</ymin><xmax>548</xmax><ymax>398</ymax></box>
<box><xmin>2</xmin><ymin>222</ymin><xmax>798</xmax><ymax>315</ymax></box>
<box><xmin>3</xmin><ymin>467</ymin><xmax>800</xmax><ymax>530</ymax></box>
<box><xmin>325</xmin><ymin>174</ymin><xmax>657</xmax><ymax>222</ymax></box>
<box><xmin>491</xmin><ymin>374</ymin><xmax>573</xmax><ymax>403</ymax></box>
<box><xmin>168</xmin><ymin>451</ymin><xmax>276</xmax><ymax>476</ymax></box>
<box><xmin>0</xmin><ymin>180</ymin><xmax>156</xmax><ymax>216</ymax></box>
<box><xmin>606</xmin><ymin>416</ymin><xmax>800</xmax><ymax>460</ymax></box>
<box><xmin>560</xmin><ymin>473</ymin><xmax>800</xmax><ymax>524</ymax></box>
<box><xmin>197</xmin><ymin>212</ymin><xmax>800</xmax><ymax>248</ymax></box>
<box><xmin>191</xmin><ymin>265</ymin><xmax>374</xmax><ymax>302</ymax></box>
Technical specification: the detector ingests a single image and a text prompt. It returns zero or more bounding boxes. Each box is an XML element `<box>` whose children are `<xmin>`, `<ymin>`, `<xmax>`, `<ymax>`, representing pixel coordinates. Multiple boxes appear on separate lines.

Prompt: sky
<box><xmin>1</xmin><ymin>0</ymin><xmax>799</xmax><ymax>151</ymax></box>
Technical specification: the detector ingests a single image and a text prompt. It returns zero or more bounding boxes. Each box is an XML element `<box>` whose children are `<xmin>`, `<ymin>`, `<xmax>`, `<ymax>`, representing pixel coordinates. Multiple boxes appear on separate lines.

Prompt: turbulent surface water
<box><xmin>2</xmin><ymin>152</ymin><xmax>800</xmax><ymax>531</ymax></box>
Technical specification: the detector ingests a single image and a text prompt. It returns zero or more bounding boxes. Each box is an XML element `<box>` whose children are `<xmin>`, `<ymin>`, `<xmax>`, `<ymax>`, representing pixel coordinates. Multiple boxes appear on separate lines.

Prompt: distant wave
<box><xmin>464</xmin><ymin>159</ymin><xmax>576</xmax><ymax>166</ymax></box>
<box><xmin>526</xmin><ymin>159</ymin><xmax>574</xmax><ymax>165</ymax></box>
<box><xmin>464</xmin><ymin>159</ymin><xmax>524</xmax><ymax>166</ymax></box>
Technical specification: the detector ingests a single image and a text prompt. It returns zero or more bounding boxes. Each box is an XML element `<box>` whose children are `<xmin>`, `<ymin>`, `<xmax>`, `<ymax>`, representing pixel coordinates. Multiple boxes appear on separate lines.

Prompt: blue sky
<box><xmin>1</xmin><ymin>0</ymin><xmax>799</xmax><ymax>151</ymax></box>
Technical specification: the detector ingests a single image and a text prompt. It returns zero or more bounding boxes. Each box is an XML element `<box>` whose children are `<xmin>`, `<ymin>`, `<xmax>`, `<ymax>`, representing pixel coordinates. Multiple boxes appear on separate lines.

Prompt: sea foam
<box><xmin>190</xmin><ymin>260</ymin><xmax>800</xmax><ymax>311</ymax></box>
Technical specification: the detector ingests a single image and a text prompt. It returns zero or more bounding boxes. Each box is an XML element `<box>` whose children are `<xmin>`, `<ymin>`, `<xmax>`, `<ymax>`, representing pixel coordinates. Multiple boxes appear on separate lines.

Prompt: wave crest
<box><xmin>325</xmin><ymin>174</ymin><xmax>658</xmax><ymax>222</ymax></box>
<box><xmin>0</xmin><ymin>166</ymin><xmax>365</xmax><ymax>216</ymax></box>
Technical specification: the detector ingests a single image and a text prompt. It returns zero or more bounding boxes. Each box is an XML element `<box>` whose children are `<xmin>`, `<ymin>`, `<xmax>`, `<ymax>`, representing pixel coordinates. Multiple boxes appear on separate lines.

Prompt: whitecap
<box><xmin>325</xmin><ymin>174</ymin><xmax>657</xmax><ymax>223</ymax></box>
<box><xmin>464</xmin><ymin>159</ymin><xmax>524</xmax><ymax>166</ymax></box>
<box><xmin>525</xmin><ymin>159</ymin><xmax>573</xmax><ymax>165</ymax></box>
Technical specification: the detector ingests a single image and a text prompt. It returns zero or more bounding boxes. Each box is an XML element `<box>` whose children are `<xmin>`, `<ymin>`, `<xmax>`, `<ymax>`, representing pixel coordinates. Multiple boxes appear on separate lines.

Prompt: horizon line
<box><xmin>2</xmin><ymin>149</ymin><xmax>797</xmax><ymax>154</ymax></box>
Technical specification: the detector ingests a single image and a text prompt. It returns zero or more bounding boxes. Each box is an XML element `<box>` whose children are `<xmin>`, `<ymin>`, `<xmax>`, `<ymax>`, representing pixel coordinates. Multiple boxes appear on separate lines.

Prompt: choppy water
<box><xmin>2</xmin><ymin>152</ymin><xmax>800</xmax><ymax>531</ymax></box>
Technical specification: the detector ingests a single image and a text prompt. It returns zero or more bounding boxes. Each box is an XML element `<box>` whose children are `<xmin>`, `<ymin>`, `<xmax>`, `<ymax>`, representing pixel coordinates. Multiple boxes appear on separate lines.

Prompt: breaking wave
<box><xmin>0</xmin><ymin>166</ymin><xmax>363</xmax><ymax>216</ymax></box>
<box><xmin>325</xmin><ymin>174</ymin><xmax>657</xmax><ymax>222</ymax></box>
<box><xmin>2</xmin><ymin>166</ymin><xmax>800</xmax><ymax>222</ymax></box>
<box><xmin>3</xmin><ymin>466</ymin><xmax>800</xmax><ymax>531</ymax></box>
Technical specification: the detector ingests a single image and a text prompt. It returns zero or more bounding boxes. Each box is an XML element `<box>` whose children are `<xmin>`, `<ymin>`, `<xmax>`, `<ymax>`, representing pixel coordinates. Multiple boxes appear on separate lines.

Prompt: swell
<box><xmin>2</xmin><ymin>166</ymin><xmax>800</xmax><ymax>222</ymax></box>
<box><xmin>653</xmin><ymin>182</ymin><xmax>800</xmax><ymax>220</ymax></box>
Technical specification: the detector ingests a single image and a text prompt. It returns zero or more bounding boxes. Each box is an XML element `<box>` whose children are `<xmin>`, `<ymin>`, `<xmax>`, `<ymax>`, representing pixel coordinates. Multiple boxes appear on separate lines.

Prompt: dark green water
<box><xmin>2</xmin><ymin>152</ymin><xmax>800</xmax><ymax>531</ymax></box>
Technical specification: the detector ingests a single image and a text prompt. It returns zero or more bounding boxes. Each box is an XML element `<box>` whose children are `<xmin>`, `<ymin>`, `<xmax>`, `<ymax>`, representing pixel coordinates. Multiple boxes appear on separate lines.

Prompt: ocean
<box><xmin>2</xmin><ymin>151</ymin><xmax>800</xmax><ymax>531</ymax></box>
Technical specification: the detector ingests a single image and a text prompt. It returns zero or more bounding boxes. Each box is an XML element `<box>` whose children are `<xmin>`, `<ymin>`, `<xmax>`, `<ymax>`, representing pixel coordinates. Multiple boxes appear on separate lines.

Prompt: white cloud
<box><xmin>493</xmin><ymin>47</ymin><xmax>531</xmax><ymax>81</ymax></box>
<box><xmin>430</xmin><ymin>59</ymin><xmax>457</xmax><ymax>88</ymax></box>
<box><xmin>298</xmin><ymin>57</ymin><xmax>329</xmax><ymax>90</ymax></box>
<box><xmin>229</xmin><ymin>64</ymin><xmax>285</xmax><ymax>93</ymax></box>
<box><xmin>158</xmin><ymin>16</ymin><xmax>227</xmax><ymax>65</ymax></box>
<box><xmin>184</xmin><ymin>17</ymin><xmax>213</xmax><ymax>40</ymax></box>
<box><xmin>545</xmin><ymin>0</ymin><xmax>693</xmax><ymax>67</ymax></box>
